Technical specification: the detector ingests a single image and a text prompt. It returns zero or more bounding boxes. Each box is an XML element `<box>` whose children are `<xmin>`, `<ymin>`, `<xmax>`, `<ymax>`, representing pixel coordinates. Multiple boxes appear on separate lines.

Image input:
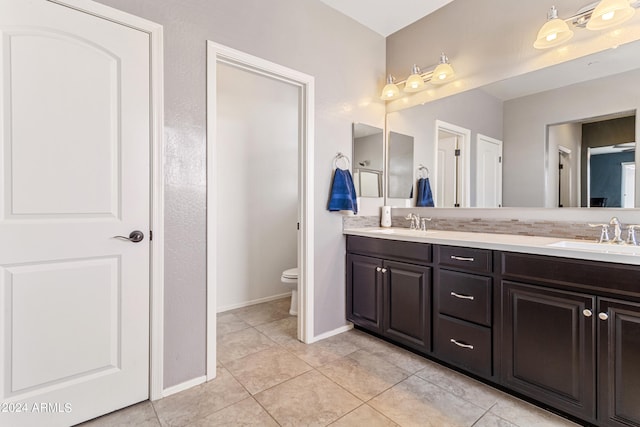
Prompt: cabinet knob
<box><xmin>583</xmin><ymin>309</ymin><xmax>593</xmax><ymax>317</ymax></box>
<box><xmin>381</xmin><ymin>268</ymin><xmax>387</xmax><ymax>273</ymax></box>
<box><xmin>598</xmin><ymin>312</ymin><xmax>609</xmax><ymax>321</ymax></box>
<box><xmin>376</xmin><ymin>267</ymin><xmax>382</xmax><ymax>272</ymax></box>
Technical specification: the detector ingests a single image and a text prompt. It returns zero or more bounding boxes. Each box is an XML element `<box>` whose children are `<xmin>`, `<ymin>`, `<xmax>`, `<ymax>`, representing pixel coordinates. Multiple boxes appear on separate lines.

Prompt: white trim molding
<box><xmin>49</xmin><ymin>0</ymin><xmax>166</xmax><ymax>401</ymax></box>
<box><xmin>161</xmin><ymin>376</ymin><xmax>206</xmax><ymax>398</ymax></box>
<box><xmin>206</xmin><ymin>41</ymin><xmax>315</xmax><ymax>381</ymax></box>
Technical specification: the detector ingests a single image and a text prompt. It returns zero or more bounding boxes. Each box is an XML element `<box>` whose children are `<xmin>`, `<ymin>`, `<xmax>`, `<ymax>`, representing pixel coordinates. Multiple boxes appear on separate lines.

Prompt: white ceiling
<box><xmin>319</xmin><ymin>0</ymin><xmax>456</xmax><ymax>37</ymax></box>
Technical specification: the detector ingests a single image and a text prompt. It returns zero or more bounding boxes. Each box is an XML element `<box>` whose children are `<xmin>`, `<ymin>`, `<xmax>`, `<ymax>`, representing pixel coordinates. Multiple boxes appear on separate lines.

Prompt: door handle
<box><xmin>112</xmin><ymin>230</ymin><xmax>144</xmax><ymax>243</ymax></box>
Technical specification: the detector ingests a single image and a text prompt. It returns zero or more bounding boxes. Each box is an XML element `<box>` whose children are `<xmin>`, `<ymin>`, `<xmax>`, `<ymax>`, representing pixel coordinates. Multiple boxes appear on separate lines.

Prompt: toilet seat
<box><xmin>282</xmin><ymin>267</ymin><xmax>298</xmax><ymax>280</ymax></box>
<box><xmin>281</xmin><ymin>267</ymin><xmax>298</xmax><ymax>316</ymax></box>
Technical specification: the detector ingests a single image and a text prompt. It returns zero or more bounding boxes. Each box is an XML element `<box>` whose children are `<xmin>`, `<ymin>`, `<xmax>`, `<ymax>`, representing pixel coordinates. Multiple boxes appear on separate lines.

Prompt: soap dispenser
<box><xmin>381</xmin><ymin>206</ymin><xmax>392</xmax><ymax>227</ymax></box>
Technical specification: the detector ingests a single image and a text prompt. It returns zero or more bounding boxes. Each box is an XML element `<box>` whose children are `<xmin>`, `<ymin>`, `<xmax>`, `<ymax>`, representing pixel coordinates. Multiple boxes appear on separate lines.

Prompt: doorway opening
<box><xmin>206</xmin><ymin>42</ymin><xmax>315</xmax><ymax>380</ymax></box>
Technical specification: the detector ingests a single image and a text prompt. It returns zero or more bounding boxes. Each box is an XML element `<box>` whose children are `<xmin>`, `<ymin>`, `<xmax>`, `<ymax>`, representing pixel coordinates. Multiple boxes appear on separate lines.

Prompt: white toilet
<box><xmin>281</xmin><ymin>267</ymin><xmax>298</xmax><ymax>316</ymax></box>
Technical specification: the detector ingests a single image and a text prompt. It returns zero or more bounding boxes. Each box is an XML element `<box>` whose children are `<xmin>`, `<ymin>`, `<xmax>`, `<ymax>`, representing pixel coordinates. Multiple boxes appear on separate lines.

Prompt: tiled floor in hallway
<box><xmin>82</xmin><ymin>297</ymin><xmax>579</xmax><ymax>426</ymax></box>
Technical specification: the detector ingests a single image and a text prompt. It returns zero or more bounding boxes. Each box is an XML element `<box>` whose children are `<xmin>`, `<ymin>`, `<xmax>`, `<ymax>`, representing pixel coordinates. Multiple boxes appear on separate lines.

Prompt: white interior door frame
<box><xmin>46</xmin><ymin>0</ymin><xmax>165</xmax><ymax>400</ymax></box>
<box><xmin>434</xmin><ymin>120</ymin><xmax>471</xmax><ymax>207</ymax></box>
<box><xmin>206</xmin><ymin>41</ymin><xmax>315</xmax><ymax>380</ymax></box>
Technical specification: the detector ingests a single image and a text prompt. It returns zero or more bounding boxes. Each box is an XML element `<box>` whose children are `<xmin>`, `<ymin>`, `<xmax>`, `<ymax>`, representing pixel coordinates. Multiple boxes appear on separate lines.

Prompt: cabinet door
<box><xmin>383</xmin><ymin>260</ymin><xmax>431</xmax><ymax>352</ymax></box>
<box><xmin>598</xmin><ymin>298</ymin><xmax>640</xmax><ymax>427</ymax></box>
<box><xmin>502</xmin><ymin>281</ymin><xmax>596</xmax><ymax>422</ymax></box>
<box><xmin>346</xmin><ymin>253</ymin><xmax>383</xmax><ymax>333</ymax></box>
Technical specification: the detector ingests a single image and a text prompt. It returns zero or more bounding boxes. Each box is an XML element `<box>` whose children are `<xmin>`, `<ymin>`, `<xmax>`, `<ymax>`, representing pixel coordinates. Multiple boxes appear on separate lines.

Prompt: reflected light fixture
<box><xmin>586</xmin><ymin>0</ymin><xmax>635</xmax><ymax>30</ymax></box>
<box><xmin>534</xmin><ymin>1</ymin><xmax>640</xmax><ymax>49</ymax></box>
<box><xmin>379</xmin><ymin>53</ymin><xmax>456</xmax><ymax>100</ymax></box>
<box><xmin>534</xmin><ymin>6</ymin><xmax>574</xmax><ymax>49</ymax></box>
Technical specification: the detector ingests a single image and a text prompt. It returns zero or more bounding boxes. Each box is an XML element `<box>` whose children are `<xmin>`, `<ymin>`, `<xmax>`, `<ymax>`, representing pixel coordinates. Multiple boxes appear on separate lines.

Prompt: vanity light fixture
<box><xmin>534</xmin><ymin>6</ymin><xmax>574</xmax><ymax>49</ymax></box>
<box><xmin>381</xmin><ymin>75</ymin><xmax>401</xmax><ymax>100</ymax></box>
<box><xmin>379</xmin><ymin>53</ymin><xmax>456</xmax><ymax>100</ymax></box>
<box><xmin>534</xmin><ymin>0</ymin><xmax>639</xmax><ymax>49</ymax></box>
<box><xmin>431</xmin><ymin>53</ymin><xmax>455</xmax><ymax>84</ymax></box>
<box><xmin>586</xmin><ymin>0</ymin><xmax>635</xmax><ymax>30</ymax></box>
<box><xmin>404</xmin><ymin>64</ymin><xmax>426</xmax><ymax>92</ymax></box>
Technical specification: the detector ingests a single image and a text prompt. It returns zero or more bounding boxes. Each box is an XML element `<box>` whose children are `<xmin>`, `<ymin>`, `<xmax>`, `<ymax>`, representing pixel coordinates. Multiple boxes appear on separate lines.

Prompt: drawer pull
<box><xmin>450</xmin><ymin>291</ymin><xmax>475</xmax><ymax>301</ymax></box>
<box><xmin>376</xmin><ymin>267</ymin><xmax>382</xmax><ymax>272</ymax></box>
<box><xmin>381</xmin><ymin>268</ymin><xmax>387</xmax><ymax>273</ymax></box>
<box><xmin>450</xmin><ymin>255</ymin><xmax>475</xmax><ymax>262</ymax></box>
<box><xmin>450</xmin><ymin>339</ymin><xmax>474</xmax><ymax>350</ymax></box>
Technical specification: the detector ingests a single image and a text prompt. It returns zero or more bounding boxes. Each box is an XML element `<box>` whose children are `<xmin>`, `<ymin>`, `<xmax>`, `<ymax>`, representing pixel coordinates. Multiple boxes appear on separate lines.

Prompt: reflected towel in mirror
<box><xmin>328</xmin><ymin>168</ymin><xmax>358</xmax><ymax>214</ymax></box>
<box><xmin>416</xmin><ymin>177</ymin><xmax>434</xmax><ymax>207</ymax></box>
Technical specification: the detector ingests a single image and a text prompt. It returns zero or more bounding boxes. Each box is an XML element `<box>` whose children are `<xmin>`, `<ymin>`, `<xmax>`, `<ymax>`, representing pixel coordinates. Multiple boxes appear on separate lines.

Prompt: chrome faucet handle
<box><xmin>420</xmin><ymin>217</ymin><xmax>432</xmax><ymax>232</ymax></box>
<box><xmin>589</xmin><ymin>223</ymin><xmax>610</xmax><ymax>243</ymax></box>
<box><xmin>609</xmin><ymin>217</ymin><xmax>624</xmax><ymax>243</ymax></box>
<box><xmin>627</xmin><ymin>225</ymin><xmax>640</xmax><ymax>246</ymax></box>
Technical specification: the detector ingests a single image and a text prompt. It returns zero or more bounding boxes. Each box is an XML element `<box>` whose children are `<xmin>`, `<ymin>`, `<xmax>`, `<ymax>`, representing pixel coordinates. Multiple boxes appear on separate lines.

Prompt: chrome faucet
<box><xmin>405</xmin><ymin>213</ymin><xmax>420</xmax><ymax>230</ymax></box>
<box><xmin>610</xmin><ymin>217</ymin><xmax>624</xmax><ymax>244</ymax></box>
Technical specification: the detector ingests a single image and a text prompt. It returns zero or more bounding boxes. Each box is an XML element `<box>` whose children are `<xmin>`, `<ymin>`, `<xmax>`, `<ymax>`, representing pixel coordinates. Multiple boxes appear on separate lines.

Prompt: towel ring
<box><xmin>417</xmin><ymin>164</ymin><xmax>429</xmax><ymax>179</ymax></box>
<box><xmin>334</xmin><ymin>153</ymin><xmax>351</xmax><ymax>171</ymax></box>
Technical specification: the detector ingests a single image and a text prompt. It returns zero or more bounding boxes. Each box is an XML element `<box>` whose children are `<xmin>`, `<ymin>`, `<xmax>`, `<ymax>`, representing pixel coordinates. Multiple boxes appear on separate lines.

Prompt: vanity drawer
<box><xmin>434</xmin><ymin>314</ymin><xmax>492</xmax><ymax>378</ymax></box>
<box><xmin>347</xmin><ymin>235</ymin><xmax>431</xmax><ymax>264</ymax></box>
<box><xmin>437</xmin><ymin>246</ymin><xmax>492</xmax><ymax>273</ymax></box>
<box><xmin>438</xmin><ymin>269</ymin><xmax>492</xmax><ymax>326</ymax></box>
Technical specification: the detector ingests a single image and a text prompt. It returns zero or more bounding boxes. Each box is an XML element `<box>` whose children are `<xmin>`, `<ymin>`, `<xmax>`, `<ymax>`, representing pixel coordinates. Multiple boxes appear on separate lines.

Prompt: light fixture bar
<box><xmin>560</xmin><ymin>0</ymin><xmax>638</xmax><ymax>29</ymax></box>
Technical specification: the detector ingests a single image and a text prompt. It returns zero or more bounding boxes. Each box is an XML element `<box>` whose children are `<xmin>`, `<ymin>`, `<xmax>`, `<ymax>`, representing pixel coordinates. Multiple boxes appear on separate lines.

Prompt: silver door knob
<box><xmin>583</xmin><ymin>309</ymin><xmax>593</xmax><ymax>317</ymax></box>
<box><xmin>376</xmin><ymin>267</ymin><xmax>382</xmax><ymax>272</ymax></box>
<box><xmin>598</xmin><ymin>312</ymin><xmax>609</xmax><ymax>321</ymax></box>
<box><xmin>113</xmin><ymin>230</ymin><xmax>144</xmax><ymax>243</ymax></box>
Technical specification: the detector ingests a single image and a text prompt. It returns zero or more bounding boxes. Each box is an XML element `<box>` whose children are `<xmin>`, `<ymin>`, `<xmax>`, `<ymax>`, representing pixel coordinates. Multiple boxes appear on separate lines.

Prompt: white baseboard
<box><xmin>162</xmin><ymin>375</ymin><xmax>206</xmax><ymax>398</ymax></box>
<box><xmin>308</xmin><ymin>323</ymin><xmax>353</xmax><ymax>343</ymax></box>
<box><xmin>217</xmin><ymin>292</ymin><xmax>292</xmax><ymax>313</ymax></box>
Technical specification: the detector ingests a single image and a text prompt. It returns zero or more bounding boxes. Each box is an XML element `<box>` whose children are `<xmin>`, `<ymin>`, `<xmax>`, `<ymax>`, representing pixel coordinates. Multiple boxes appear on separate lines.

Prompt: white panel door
<box><xmin>437</xmin><ymin>135</ymin><xmax>458</xmax><ymax>208</ymax></box>
<box><xmin>0</xmin><ymin>1</ymin><xmax>150</xmax><ymax>426</ymax></box>
<box><xmin>476</xmin><ymin>134</ymin><xmax>503</xmax><ymax>208</ymax></box>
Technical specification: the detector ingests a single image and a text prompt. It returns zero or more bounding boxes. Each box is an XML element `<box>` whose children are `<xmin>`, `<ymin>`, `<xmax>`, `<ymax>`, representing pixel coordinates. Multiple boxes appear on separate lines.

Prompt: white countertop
<box><xmin>343</xmin><ymin>227</ymin><xmax>640</xmax><ymax>266</ymax></box>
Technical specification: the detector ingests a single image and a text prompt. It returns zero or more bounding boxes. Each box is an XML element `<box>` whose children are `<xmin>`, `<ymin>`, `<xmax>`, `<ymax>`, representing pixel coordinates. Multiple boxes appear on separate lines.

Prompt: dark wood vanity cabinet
<box><xmin>346</xmin><ymin>253</ymin><xmax>383</xmax><ymax>333</ymax></box>
<box><xmin>434</xmin><ymin>246</ymin><xmax>494</xmax><ymax>379</ymax></box>
<box><xmin>598</xmin><ymin>298</ymin><xmax>640</xmax><ymax>427</ymax></box>
<box><xmin>346</xmin><ymin>235</ymin><xmax>640</xmax><ymax>426</ymax></box>
<box><xmin>500</xmin><ymin>252</ymin><xmax>640</xmax><ymax>426</ymax></box>
<box><xmin>346</xmin><ymin>236</ymin><xmax>431</xmax><ymax>352</ymax></box>
<box><xmin>502</xmin><ymin>281</ymin><xmax>596</xmax><ymax>421</ymax></box>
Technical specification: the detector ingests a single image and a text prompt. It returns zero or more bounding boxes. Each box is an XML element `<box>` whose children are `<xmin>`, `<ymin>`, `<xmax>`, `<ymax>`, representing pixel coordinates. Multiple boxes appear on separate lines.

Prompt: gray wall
<box><xmin>95</xmin><ymin>0</ymin><xmax>385</xmax><ymax>388</ymax></box>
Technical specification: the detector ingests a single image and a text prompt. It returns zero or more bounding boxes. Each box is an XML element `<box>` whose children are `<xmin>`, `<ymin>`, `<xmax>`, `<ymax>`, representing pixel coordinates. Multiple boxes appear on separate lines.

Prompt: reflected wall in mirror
<box><xmin>352</xmin><ymin>123</ymin><xmax>384</xmax><ymax>198</ymax></box>
<box><xmin>387</xmin><ymin>131</ymin><xmax>414</xmax><ymax>199</ymax></box>
<box><xmin>386</xmin><ymin>39</ymin><xmax>640</xmax><ymax>208</ymax></box>
<box><xmin>387</xmin><ymin>87</ymin><xmax>502</xmax><ymax>207</ymax></box>
<box><xmin>549</xmin><ymin>113</ymin><xmax>636</xmax><ymax>208</ymax></box>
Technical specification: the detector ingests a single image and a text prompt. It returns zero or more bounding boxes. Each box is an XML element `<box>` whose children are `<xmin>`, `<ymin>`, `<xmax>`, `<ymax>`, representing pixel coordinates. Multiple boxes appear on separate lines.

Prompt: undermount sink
<box><xmin>366</xmin><ymin>228</ymin><xmax>438</xmax><ymax>235</ymax></box>
<box><xmin>548</xmin><ymin>240</ymin><xmax>640</xmax><ymax>255</ymax></box>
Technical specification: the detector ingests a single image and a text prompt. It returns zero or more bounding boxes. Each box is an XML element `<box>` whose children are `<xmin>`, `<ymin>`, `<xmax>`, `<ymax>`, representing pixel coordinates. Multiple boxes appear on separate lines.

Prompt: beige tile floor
<box><xmin>82</xmin><ymin>297</ymin><xmax>579</xmax><ymax>427</ymax></box>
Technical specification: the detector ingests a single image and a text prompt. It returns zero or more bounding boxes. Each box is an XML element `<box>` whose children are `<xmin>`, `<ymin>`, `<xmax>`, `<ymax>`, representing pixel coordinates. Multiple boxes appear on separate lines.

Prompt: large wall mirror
<box><xmin>352</xmin><ymin>123</ymin><xmax>384</xmax><ymax>198</ymax></box>
<box><xmin>386</xmin><ymin>39</ymin><xmax>640</xmax><ymax>209</ymax></box>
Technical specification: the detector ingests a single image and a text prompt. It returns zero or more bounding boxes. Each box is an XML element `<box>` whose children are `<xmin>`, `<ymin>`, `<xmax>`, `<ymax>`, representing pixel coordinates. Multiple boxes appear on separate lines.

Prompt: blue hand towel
<box><xmin>416</xmin><ymin>177</ymin><xmax>434</xmax><ymax>207</ymax></box>
<box><xmin>328</xmin><ymin>168</ymin><xmax>358</xmax><ymax>214</ymax></box>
